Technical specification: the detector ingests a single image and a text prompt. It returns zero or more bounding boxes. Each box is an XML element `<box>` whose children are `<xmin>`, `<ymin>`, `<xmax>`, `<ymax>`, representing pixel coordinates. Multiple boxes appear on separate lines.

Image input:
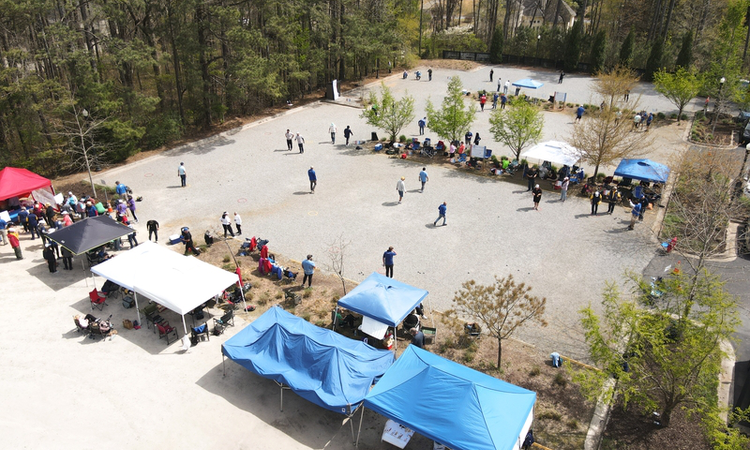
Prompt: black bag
<box><xmin>213</xmin><ymin>323</ymin><xmax>225</xmax><ymax>336</ymax></box>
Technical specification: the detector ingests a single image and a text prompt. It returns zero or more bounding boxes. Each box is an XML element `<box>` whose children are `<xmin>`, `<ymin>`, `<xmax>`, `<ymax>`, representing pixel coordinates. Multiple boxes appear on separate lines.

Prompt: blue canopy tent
<box><xmin>358</xmin><ymin>346</ymin><xmax>536</xmax><ymax>450</ymax></box>
<box><xmin>613</xmin><ymin>159</ymin><xmax>670</xmax><ymax>183</ymax></box>
<box><xmin>222</xmin><ymin>306</ymin><xmax>394</xmax><ymax>420</ymax></box>
<box><xmin>511</xmin><ymin>78</ymin><xmax>544</xmax><ymax>89</ymax></box>
<box><xmin>337</xmin><ymin>273</ymin><xmax>428</xmax><ymax>346</ymax></box>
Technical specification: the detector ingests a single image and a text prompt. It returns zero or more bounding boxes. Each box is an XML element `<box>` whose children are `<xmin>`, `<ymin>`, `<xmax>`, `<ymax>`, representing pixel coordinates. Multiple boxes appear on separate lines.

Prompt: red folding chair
<box><xmin>89</xmin><ymin>289</ymin><xmax>107</xmax><ymax>311</ymax></box>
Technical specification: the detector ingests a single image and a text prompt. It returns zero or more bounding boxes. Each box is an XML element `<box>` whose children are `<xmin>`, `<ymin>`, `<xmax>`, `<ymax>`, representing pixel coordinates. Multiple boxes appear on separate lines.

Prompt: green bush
<box><xmin>222</xmin><ymin>255</ymin><xmax>231</xmax><ymax>263</ymax></box>
<box><xmin>399</xmin><ymin>135</ymin><xmax>406</xmax><ymax>143</ymax></box>
<box><xmin>554</xmin><ymin>371</ymin><xmax>568</xmax><ymax>387</ymax></box>
<box><xmin>657</xmin><ymin>112</ymin><xmax>666</xmax><ymax>120</ymax></box>
<box><xmin>538</xmin><ymin>410</ymin><xmax>562</xmax><ymax>421</ymax></box>
<box><xmin>529</xmin><ymin>366</ymin><xmax>541</xmax><ymax>377</ymax></box>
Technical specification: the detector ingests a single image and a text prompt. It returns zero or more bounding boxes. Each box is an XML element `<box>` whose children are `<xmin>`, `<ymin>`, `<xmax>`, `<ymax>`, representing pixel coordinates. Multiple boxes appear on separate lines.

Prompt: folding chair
<box><xmin>157</xmin><ymin>322</ymin><xmax>178</xmax><ymax>345</ymax></box>
<box><xmin>89</xmin><ymin>289</ymin><xmax>107</xmax><ymax>311</ymax></box>
<box><xmin>191</xmin><ymin>323</ymin><xmax>210</xmax><ymax>344</ymax></box>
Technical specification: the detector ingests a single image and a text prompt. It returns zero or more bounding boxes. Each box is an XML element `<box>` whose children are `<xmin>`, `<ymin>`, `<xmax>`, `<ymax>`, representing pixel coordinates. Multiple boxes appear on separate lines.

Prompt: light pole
<box><xmin>536</xmin><ymin>35</ymin><xmax>541</xmax><ymax>62</ymax></box>
<box><xmin>712</xmin><ymin>76</ymin><xmax>726</xmax><ymax>135</ymax></box>
<box><xmin>78</xmin><ymin>108</ymin><xmax>97</xmax><ymax>199</ymax></box>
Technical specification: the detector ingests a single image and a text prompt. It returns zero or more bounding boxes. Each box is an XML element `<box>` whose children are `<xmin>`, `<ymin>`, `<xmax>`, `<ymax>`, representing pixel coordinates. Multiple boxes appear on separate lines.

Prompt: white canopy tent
<box><xmin>521</xmin><ymin>140</ymin><xmax>581</xmax><ymax>167</ymax></box>
<box><xmin>90</xmin><ymin>241</ymin><xmax>239</xmax><ymax>341</ymax></box>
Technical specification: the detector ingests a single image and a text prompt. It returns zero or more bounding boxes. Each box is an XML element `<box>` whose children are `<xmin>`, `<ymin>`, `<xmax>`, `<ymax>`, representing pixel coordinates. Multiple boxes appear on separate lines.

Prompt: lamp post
<box><xmin>536</xmin><ymin>35</ymin><xmax>541</xmax><ymax>62</ymax></box>
<box><xmin>78</xmin><ymin>108</ymin><xmax>97</xmax><ymax>199</ymax></box>
<box><xmin>712</xmin><ymin>76</ymin><xmax>726</xmax><ymax>135</ymax></box>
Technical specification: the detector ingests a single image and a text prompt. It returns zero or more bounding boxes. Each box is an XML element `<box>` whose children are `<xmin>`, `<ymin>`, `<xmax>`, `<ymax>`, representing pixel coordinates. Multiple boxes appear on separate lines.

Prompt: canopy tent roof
<box><xmin>521</xmin><ymin>140</ymin><xmax>581</xmax><ymax>167</ymax></box>
<box><xmin>337</xmin><ymin>272</ymin><xmax>428</xmax><ymax>327</ymax></box>
<box><xmin>364</xmin><ymin>346</ymin><xmax>536</xmax><ymax>450</ymax></box>
<box><xmin>222</xmin><ymin>306</ymin><xmax>395</xmax><ymax>414</ymax></box>
<box><xmin>613</xmin><ymin>158</ymin><xmax>670</xmax><ymax>183</ymax></box>
<box><xmin>0</xmin><ymin>167</ymin><xmax>52</xmax><ymax>201</ymax></box>
<box><xmin>511</xmin><ymin>78</ymin><xmax>544</xmax><ymax>89</ymax></box>
<box><xmin>90</xmin><ymin>241</ymin><xmax>238</xmax><ymax>316</ymax></box>
<box><xmin>45</xmin><ymin>215</ymin><xmax>134</xmax><ymax>255</ymax></box>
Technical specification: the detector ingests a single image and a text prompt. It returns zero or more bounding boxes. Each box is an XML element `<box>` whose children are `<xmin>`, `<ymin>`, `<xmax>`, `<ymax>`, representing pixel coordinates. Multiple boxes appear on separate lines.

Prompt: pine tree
<box><xmin>490</xmin><ymin>28</ymin><xmax>504</xmax><ymax>64</ymax></box>
<box><xmin>676</xmin><ymin>31</ymin><xmax>694</xmax><ymax>69</ymax></box>
<box><xmin>590</xmin><ymin>30</ymin><xmax>607</xmax><ymax>74</ymax></box>
<box><xmin>619</xmin><ymin>28</ymin><xmax>635</xmax><ymax>67</ymax></box>
<box><xmin>645</xmin><ymin>39</ymin><xmax>665</xmax><ymax>81</ymax></box>
<box><xmin>563</xmin><ymin>20</ymin><xmax>583</xmax><ymax>72</ymax></box>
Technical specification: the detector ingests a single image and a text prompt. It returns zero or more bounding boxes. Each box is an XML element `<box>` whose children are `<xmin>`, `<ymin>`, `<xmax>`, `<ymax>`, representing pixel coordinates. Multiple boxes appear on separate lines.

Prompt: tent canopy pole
<box><xmin>355</xmin><ymin>404</ymin><xmax>365</xmax><ymax>447</ymax></box>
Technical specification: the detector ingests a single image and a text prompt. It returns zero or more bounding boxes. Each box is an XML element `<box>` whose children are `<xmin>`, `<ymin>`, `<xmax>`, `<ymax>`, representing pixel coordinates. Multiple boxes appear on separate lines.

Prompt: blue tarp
<box><xmin>613</xmin><ymin>159</ymin><xmax>670</xmax><ymax>183</ymax></box>
<box><xmin>365</xmin><ymin>346</ymin><xmax>536</xmax><ymax>450</ymax></box>
<box><xmin>222</xmin><ymin>307</ymin><xmax>394</xmax><ymax>414</ymax></box>
<box><xmin>337</xmin><ymin>273</ymin><xmax>428</xmax><ymax>327</ymax></box>
<box><xmin>511</xmin><ymin>78</ymin><xmax>544</xmax><ymax>89</ymax></box>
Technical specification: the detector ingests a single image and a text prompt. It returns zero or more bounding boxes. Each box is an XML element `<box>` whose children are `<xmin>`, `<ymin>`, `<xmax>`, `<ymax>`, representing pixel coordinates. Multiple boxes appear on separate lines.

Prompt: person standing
<box><xmin>418</xmin><ymin>117</ymin><xmax>426</xmax><ymax>135</ymax></box>
<box><xmin>489</xmin><ymin>69</ymin><xmax>494</xmax><ymax>82</ymax></box>
<box><xmin>285</xmin><ymin>129</ymin><xmax>294</xmax><ymax>150</ymax></box>
<box><xmin>474</xmin><ymin>133</ymin><xmax>481</xmax><ymax>146</ymax></box>
<box><xmin>560</xmin><ymin>177</ymin><xmax>570</xmax><ymax>202</ymax></box>
<box><xmin>221</xmin><ymin>212</ymin><xmax>235</xmax><ymax>238</ymax></box>
<box><xmin>27</xmin><ymin>210</ymin><xmax>38</xmax><ymax>240</ymax></box>
<box><xmin>45</xmin><ymin>203</ymin><xmax>56</xmax><ymax>226</ymax></box>
<box><xmin>178</xmin><ymin>162</ymin><xmax>187</xmax><ymax>187</ymax></box>
<box><xmin>308</xmin><ymin>167</ymin><xmax>317</xmax><ymax>193</ymax></box>
<box><xmin>62</xmin><ymin>246</ymin><xmax>74</xmax><ymax>270</ymax></box>
<box><xmin>146</xmin><ymin>219</ymin><xmax>159</xmax><ymax>242</ymax></box>
<box><xmin>127</xmin><ymin>224</ymin><xmax>138</xmax><ymax>248</ymax></box>
<box><xmin>606</xmin><ymin>188</ymin><xmax>621</xmax><ymax>214</ymax></box>
<box><xmin>396</xmin><ymin>177</ymin><xmax>405</xmax><ymax>203</ymax></box>
<box><xmin>43</xmin><ymin>244</ymin><xmax>57</xmax><ymax>273</ymax></box>
<box><xmin>504</xmin><ymin>80</ymin><xmax>510</xmax><ymax>94</ymax></box>
<box><xmin>646</xmin><ymin>112</ymin><xmax>654</xmax><ymax>131</ymax></box>
<box><xmin>382</xmin><ymin>246</ymin><xmax>396</xmax><ymax>278</ymax></box>
<box><xmin>500</xmin><ymin>93</ymin><xmax>507</xmax><ymax>109</ymax></box>
<box><xmin>234</xmin><ymin>212</ymin><xmax>242</xmax><ymax>236</ymax></box>
<box><xmin>526</xmin><ymin>165</ymin><xmax>538</xmax><ymax>191</ymax></box>
<box><xmin>418</xmin><ymin>168</ymin><xmax>429</xmax><ymax>192</ymax></box>
<box><xmin>296</xmin><ymin>133</ymin><xmax>305</xmax><ymax>153</ymax></box>
<box><xmin>328</xmin><ymin>123</ymin><xmax>337</xmax><ymax>144</ymax></box>
<box><xmin>115</xmin><ymin>181</ymin><xmax>127</xmax><ymax>197</ymax></box>
<box><xmin>532</xmin><ymin>184</ymin><xmax>543</xmax><ymax>210</ymax></box>
<box><xmin>302</xmin><ymin>254</ymin><xmax>316</xmax><ymax>287</ymax></box>
<box><xmin>343</xmin><ymin>126</ymin><xmax>353</xmax><ymax>146</ymax></box>
<box><xmin>433</xmin><ymin>202</ymin><xmax>447</xmax><ymax>226</ymax></box>
<box><xmin>479</xmin><ymin>94</ymin><xmax>487</xmax><ymax>111</ymax></box>
<box><xmin>633</xmin><ymin>113</ymin><xmax>642</xmax><ymax>130</ymax></box>
<box><xmin>590</xmin><ymin>190</ymin><xmax>602</xmax><ymax>215</ymax></box>
<box><xmin>575</xmin><ymin>105</ymin><xmax>584</xmax><ymax>122</ymax></box>
<box><xmin>410</xmin><ymin>328</ymin><xmax>425</xmax><ymax>348</ymax></box>
<box><xmin>127</xmin><ymin>195</ymin><xmax>138</xmax><ymax>222</ymax></box>
<box><xmin>492</xmin><ymin>92</ymin><xmax>499</xmax><ymax>109</ymax></box>
<box><xmin>559</xmin><ymin>71</ymin><xmax>565</xmax><ymax>84</ymax></box>
<box><xmin>0</xmin><ymin>217</ymin><xmax>7</xmax><ymax>246</ymax></box>
<box><xmin>8</xmin><ymin>227</ymin><xmax>22</xmax><ymax>259</ymax></box>
<box><xmin>497</xmin><ymin>78</ymin><xmax>502</xmax><ymax>92</ymax></box>
<box><xmin>628</xmin><ymin>200</ymin><xmax>642</xmax><ymax>230</ymax></box>
<box><xmin>465</xmin><ymin>130</ymin><xmax>473</xmax><ymax>145</ymax></box>
<box><xmin>428</xmin><ymin>68</ymin><xmax>433</xmax><ymax>81</ymax></box>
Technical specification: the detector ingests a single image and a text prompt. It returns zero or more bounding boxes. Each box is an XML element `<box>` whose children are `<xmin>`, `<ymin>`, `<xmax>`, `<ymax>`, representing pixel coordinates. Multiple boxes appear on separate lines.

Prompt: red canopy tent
<box><xmin>0</xmin><ymin>167</ymin><xmax>55</xmax><ymax>204</ymax></box>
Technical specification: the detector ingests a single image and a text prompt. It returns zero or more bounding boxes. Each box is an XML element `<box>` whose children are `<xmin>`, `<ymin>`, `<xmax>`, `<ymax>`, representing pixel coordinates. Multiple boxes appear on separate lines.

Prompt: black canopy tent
<box><xmin>45</xmin><ymin>215</ymin><xmax>133</xmax><ymax>255</ymax></box>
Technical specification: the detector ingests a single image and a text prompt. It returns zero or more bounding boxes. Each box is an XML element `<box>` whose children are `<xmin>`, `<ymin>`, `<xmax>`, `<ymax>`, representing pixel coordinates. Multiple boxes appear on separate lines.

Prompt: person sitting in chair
<box><xmin>409</xmin><ymin>328</ymin><xmax>425</xmax><ymax>348</ymax></box>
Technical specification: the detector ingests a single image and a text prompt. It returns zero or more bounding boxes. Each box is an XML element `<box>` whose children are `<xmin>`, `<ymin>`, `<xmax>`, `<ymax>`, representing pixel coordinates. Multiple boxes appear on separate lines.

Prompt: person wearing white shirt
<box><xmin>234</xmin><ymin>212</ymin><xmax>242</xmax><ymax>236</ymax></box>
<box><xmin>295</xmin><ymin>133</ymin><xmax>305</xmax><ymax>153</ymax></box>
<box><xmin>284</xmin><ymin>129</ymin><xmax>294</xmax><ymax>150</ymax></box>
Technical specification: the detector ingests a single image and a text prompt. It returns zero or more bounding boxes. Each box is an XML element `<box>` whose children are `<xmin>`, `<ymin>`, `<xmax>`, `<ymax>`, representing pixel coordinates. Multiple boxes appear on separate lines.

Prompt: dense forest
<box><xmin>0</xmin><ymin>0</ymin><xmax>747</xmax><ymax>176</ymax></box>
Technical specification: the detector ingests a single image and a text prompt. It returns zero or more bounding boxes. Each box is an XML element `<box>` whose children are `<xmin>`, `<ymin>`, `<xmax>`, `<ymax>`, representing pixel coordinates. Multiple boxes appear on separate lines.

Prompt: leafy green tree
<box><xmin>653</xmin><ymin>68</ymin><xmax>700</xmax><ymax>123</ymax></box>
<box><xmin>576</xmin><ymin>271</ymin><xmax>740</xmax><ymax>428</ymax></box>
<box><xmin>448</xmin><ymin>275</ymin><xmax>547</xmax><ymax>367</ymax></box>
<box><xmin>563</xmin><ymin>19</ymin><xmax>583</xmax><ymax>72</ymax></box>
<box><xmin>360</xmin><ymin>83</ymin><xmax>415</xmax><ymax>142</ymax></box>
<box><xmin>645</xmin><ymin>39</ymin><xmax>665</xmax><ymax>81</ymax></box>
<box><xmin>488</xmin><ymin>100</ymin><xmax>543</xmax><ymax>162</ymax></box>
<box><xmin>425</xmin><ymin>76</ymin><xmax>476</xmax><ymax>143</ymax></box>
<box><xmin>590</xmin><ymin>30</ymin><xmax>607</xmax><ymax>74</ymax></box>
<box><xmin>619</xmin><ymin>28</ymin><xmax>635</xmax><ymax>67</ymax></box>
<box><xmin>675</xmin><ymin>31</ymin><xmax>694</xmax><ymax>69</ymax></box>
<box><xmin>489</xmin><ymin>27</ymin><xmax>504</xmax><ymax>63</ymax></box>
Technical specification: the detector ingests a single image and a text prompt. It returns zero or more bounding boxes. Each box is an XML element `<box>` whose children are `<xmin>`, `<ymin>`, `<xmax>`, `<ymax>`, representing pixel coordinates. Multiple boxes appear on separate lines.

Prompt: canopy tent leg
<box><xmin>348</xmin><ymin>404</ymin><xmax>361</xmax><ymax>443</ymax></box>
<box><xmin>180</xmin><ymin>315</ymin><xmax>190</xmax><ymax>351</ymax></box>
<box><xmin>222</xmin><ymin>353</ymin><xmax>226</xmax><ymax>378</ymax></box>
<box><xmin>133</xmin><ymin>292</ymin><xmax>141</xmax><ymax>325</ymax></box>
<box><xmin>275</xmin><ymin>381</ymin><xmax>286</xmax><ymax>411</ymax></box>
<box><xmin>355</xmin><ymin>404</ymin><xmax>365</xmax><ymax>447</ymax></box>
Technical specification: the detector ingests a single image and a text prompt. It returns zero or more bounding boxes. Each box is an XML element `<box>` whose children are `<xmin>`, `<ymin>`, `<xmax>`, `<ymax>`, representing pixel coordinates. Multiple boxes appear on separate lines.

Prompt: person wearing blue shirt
<box><xmin>88</xmin><ymin>202</ymin><xmax>99</xmax><ymax>217</ymax></box>
<box><xmin>576</xmin><ymin>105</ymin><xmax>584</xmax><ymax>122</ymax></box>
<box><xmin>115</xmin><ymin>181</ymin><xmax>127</xmax><ymax>197</ymax></box>
<box><xmin>382</xmin><ymin>246</ymin><xmax>397</xmax><ymax>278</ymax></box>
<box><xmin>18</xmin><ymin>207</ymin><xmax>29</xmax><ymax>233</ymax></box>
<box><xmin>628</xmin><ymin>200</ymin><xmax>643</xmax><ymax>230</ymax></box>
<box><xmin>434</xmin><ymin>202</ymin><xmax>447</xmax><ymax>227</ymax></box>
<box><xmin>417</xmin><ymin>118</ymin><xmax>426</xmax><ymax>135</ymax></box>
<box><xmin>301</xmin><ymin>254</ymin><xmax>316</xmax><ymax>287</ymax></box>
<box><xmin>0</xmin><ymin>217</ymin><xmax>6</xmax><ymax>245</ymax></box>
<box><xmin>308</xmin><ymin>167</ymin><xmax>317</xmax><ymax>193</ymax></box>
<box><xmin>410</xmin><ymin>328</ymin><xmax>425</xmax><ymax>348</ymax></box>
<box><xmin>418</xmin><ymin>168</ymin><xmax>429</xmax><ymax>192</ymax></box>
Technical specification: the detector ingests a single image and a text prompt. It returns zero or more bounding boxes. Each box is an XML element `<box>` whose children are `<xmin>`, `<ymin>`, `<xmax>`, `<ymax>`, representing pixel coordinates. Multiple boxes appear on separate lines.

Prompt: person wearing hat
<box><xmin>220</xmin><ymin>212</ymin><xmax>234</xmax><ymax>238</ymax></box>
<box><xmin>382</xmin><ymin>246</ymin><xmax>397</xmax><ymax>278</ymax></box>
<box><xmin>178</xmin><ymin>162</ymin><xmax>187</xmax><ymax>187</ymax></box>
<box><xmin>396</xmin><ymin>177</ymin><xmax>406</xmax><ymax>203</ymax></box>
<box><xmin>532</xmin><ymin>184</ymin><xmax>543</xmax><ymax>211</ymax></box>
<box><xmin>18</xmin><ymin>207</ymin><xmax>29</xmax><ymax>233</ymax></box>
<box><xmin>301</xmin><ymin>254</ymin><xmax>316</xmax><ymax>287</ymax></box>
<box><xmin>308</xmin><ymin>167</ymin><xmax>316</xmax><ymax>193</ymax></box>
<box><xmin>7</xmin><ymin>227</ymin><xmax>22</xmax><ymax>259</ymax></box>
<box><xmin>126</xmin><ymin>195</ymin><xmax>138</xmax><ymax>222</ymax></box>
<box><xmin>62</xmin><ymin>211</ymin><xmax>73</xmax><ymax>227</ymax></box>
<box><xmin>181</xmin><ymin>227</ymin><xmax>200</xmax><ymax>255</ymax></box>
<box><xmin>116</xmin><ymin>199</ymin><xmax>128</xmax><ymax>217</ymax></box>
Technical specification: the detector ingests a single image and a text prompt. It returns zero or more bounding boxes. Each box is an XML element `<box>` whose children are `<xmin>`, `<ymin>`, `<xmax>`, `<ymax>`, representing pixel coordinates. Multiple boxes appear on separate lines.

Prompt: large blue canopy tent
<box><xmin>358</xmin><ymin>346</ymin><xmax>536</xmax><ymax>450</ymax></box>
<box><xmin>222</xmin><ymin>306</ymin><xmax>394</xmax><ymax>418</ymax></box>
<box><xmin>613</xmin><ymin>159</ymin><xmax>670</xmax><ymax>183</ymax></box>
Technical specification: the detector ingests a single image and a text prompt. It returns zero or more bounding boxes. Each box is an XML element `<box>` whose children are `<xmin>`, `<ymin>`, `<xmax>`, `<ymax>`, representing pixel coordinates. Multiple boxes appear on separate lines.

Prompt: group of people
<box><xmin>284</xmin><ymin>129</ymin><xmax>306</xmax><ymax>152</ymax></box>
<box><xmin>632</xmin><ymin>111</ymin><xmax>654</xmax><ymax>131</ymax></box>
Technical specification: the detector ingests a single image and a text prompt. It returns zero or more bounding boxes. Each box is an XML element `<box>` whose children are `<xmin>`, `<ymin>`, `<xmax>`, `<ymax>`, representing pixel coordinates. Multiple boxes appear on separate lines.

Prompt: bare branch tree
<box><xmin>326</xmin><ymin>233</ymin><xmax>351</xmax><ymax>295</ymax></box>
